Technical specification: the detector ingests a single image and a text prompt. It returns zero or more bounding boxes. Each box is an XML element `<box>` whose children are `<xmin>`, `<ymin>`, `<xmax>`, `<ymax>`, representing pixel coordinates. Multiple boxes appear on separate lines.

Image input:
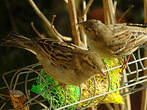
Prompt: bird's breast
<box><xmin>88</xmin><ymin>38</ymin><xmax>114</xmax><ymax>58</ymax></box>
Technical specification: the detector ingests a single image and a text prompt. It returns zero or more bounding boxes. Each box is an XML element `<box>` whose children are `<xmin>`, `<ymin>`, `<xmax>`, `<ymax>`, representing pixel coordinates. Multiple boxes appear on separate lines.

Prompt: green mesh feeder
<box><xmin>31</xmin><ymin>69</ymin><xmax>80</xmax><ymax>109</ymax></box>
<box><xmin>78</xmin><ymin>58</ymin><xmax>124</xmax><ymax>108</ymax></box>
<box><xmin>31</xmin><ymin>58</ymin><xmax>124</xmax><ymax>109</ymax></box>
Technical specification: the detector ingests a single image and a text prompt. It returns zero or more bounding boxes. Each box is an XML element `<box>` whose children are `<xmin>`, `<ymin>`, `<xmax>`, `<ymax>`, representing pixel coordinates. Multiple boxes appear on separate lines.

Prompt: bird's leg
<box><xmin>100</xmin><ymin>69</ymin><xmax>106</xmax><ymax>76</ymax></box>
<box><xmin>121</xmin><ymin>55</ymin><xmax>130</xmax><ymax>72</ymax></box>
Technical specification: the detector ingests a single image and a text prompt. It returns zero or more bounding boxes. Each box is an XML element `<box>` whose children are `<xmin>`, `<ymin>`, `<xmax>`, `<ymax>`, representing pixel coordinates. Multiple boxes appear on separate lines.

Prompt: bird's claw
<box><xmin>100</xmin><ymin>69</ymin><xmax>106</xmax><ymax>76</ymax></box>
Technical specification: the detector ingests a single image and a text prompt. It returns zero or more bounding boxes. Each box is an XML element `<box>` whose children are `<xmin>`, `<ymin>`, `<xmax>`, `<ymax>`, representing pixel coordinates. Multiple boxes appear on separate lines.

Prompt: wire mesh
<box><xmin>0</xmin><ymin>45</ymin><xmax>146</xmax><ymax>110</ymax></box>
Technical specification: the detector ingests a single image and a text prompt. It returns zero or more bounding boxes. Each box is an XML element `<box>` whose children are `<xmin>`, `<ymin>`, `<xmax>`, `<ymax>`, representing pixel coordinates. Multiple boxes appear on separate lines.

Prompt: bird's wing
<box><xmin>107</xmin><ymin>23</ymin><xmax>147</xmax><ymax>56</ymax></box>
<box><xmin>37</xmin><ymin>39</ymin><xmax>76</xmax><ymax>69</ymax></box>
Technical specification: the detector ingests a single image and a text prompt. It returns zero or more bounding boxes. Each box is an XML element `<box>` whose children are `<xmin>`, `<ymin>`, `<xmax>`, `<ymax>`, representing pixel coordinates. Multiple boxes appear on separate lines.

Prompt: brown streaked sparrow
<box><xmin>79</xmin><ymin>19</ymin><xmax>147</xmax><ymax>58</ymax></box>
<box><xmin>0</xmin><ymin>33</ymin><xmax>105</xmax><ymax>85</ymax></box>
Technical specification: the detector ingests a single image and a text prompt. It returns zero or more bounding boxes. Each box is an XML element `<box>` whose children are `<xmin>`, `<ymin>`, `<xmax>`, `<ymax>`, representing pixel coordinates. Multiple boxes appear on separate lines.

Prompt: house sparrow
<box><xmin>0</xmin><ymin>33</ymin><xmax>105</xmax><ymax>85</ymax></box>
<box><xmin>78</xmin><ymin>19</ymin><xmax>147</xmax><ymax>58</ymax></box>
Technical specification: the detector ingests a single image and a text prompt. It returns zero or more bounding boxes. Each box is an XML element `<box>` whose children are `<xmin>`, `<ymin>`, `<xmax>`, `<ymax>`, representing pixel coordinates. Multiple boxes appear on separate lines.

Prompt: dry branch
<box><xmin>79</xmin><ymin>0</ymin><xmax>92</xmax><ymax>48</ymax></box>
<box><xmin>51</xmin><ymin>15</ymin><xmax>56</xmax><ymax>25</ymax></box>
<box><xmin>31</xmin><ymin>22</ymin><xmax>45</xmax><ymax>39</ymax></box>
<box><xmin>103</xmin><ymin>0</ymin><xmax>116</xmax><ymax>24</ymax></box>
<box><xmin>82</xmin><ymin>0</ymin><xmax>94</xmax><ymax>17</ymax></box>
<box><xmin>82</xmin><ymin>0</ymin><xmax>87</xmax><ymax>21</ymax></box>
<box><xmin>118</xmin><ymin>5</ymin><xmax>134</xmax><ymax>23</ymax></box>
<box><xmin>67</xmin><ymin>0</ymin><xmax>81</xmax><ymax>45</ymax></box>
<box><xmin>28</xmin><ymin>0</ymin><xmax>72</xmax><ymax>42</ymax></box>
<box><xmin>113</xmin><ymin>0</ymin><xmax>117</xmax><ymax>12</ymax></box>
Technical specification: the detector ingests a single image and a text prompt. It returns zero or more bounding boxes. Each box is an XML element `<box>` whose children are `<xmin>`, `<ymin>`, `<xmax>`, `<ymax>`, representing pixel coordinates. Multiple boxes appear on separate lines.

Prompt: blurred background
<box><xmin>0</xmin><ymin>0</ymin><xmax>145</xmax><ymax>109</ymax></box>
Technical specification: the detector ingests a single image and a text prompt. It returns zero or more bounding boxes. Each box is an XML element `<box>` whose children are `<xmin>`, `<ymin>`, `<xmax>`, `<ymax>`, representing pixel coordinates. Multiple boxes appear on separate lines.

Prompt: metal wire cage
<box><xmin>0</xmin><ymin>45</ymin><xmax>146</xmax><ymax>110</ymax></box>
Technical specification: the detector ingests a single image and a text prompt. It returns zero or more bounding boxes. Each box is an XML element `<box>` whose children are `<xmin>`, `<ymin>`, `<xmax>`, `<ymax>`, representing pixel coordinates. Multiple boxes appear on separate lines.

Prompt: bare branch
<box><xmin>108</xmin><ymin>0</ymin><xmax>116</xmax><ymax>24</ymax></box>
<box><xmin>82</xmin><ymin>0</ymin><xmax>94</xmax><ymax>17</ymax></box>
<box><xmin>103</xmin><ymin>0</ymin><xmax>116</xmax><ymax>24</ymax></box>
<box><xmin>113</xmin><ymin>0</ymin><xmax>117</xmax><ymax>13</ymax></box>
<box><xmin>67</xmin><ymin>0</ymin><xmax>81</xmax><ymax>45</ymax></box>
<box><xmin>82</xmin><ymin>0</ymin><xmax>87</xmax><ymax>21</ymax></box>
<box><xmin>51</xmin><ymin>15</ymin><xmax>56</xmax><ymax>25</ymax></box>
<box><xmin>118</xmin><ymin>5</ymin><xmax>134</xmax><ymax>23</ymax></box>
<box><xmin>28</xmin><ymin>0</ymin><xmax>72</xmax><ymax>42</ymax></box>
<box><xmin>79</xmin><ymin>0</ymin><xmax>89</xmax><ymax>48</ymax></box>
<box><xmin>31</xmin><ymin>22</ymin><xmax>45</xmax><ymax>39</ymax></box>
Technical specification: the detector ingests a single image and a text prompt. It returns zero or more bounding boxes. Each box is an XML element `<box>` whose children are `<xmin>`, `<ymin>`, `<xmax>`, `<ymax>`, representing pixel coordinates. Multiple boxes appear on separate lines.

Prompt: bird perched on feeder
<box><xmin>0</xmin><ymin>33</ymin><xmax>105</xmax><ymax>86</ymax></box>
<box><xmin>79</xmin><ymin>19</ymin><xmax>147</xmax><ymax>69</ymax></box>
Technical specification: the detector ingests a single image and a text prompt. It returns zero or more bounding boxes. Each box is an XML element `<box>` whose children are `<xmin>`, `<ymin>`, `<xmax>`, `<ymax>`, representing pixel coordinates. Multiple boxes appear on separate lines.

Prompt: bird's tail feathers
<box><xmin>136</xmin><ymin>36</ymin><xmax>147</xmax><ymax>46</ymax></box>
<box><xmin>0</xmin><ymin>32</ymin><xmax>37</xmax><ymax>54</ymax></box>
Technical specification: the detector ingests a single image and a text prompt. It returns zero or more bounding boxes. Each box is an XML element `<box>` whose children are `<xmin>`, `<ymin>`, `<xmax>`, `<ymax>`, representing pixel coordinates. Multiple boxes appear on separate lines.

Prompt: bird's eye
<box><xmin>92</xmin><ymin>66</ymin><xmax>97</xmax><ymax>69</ymax></box>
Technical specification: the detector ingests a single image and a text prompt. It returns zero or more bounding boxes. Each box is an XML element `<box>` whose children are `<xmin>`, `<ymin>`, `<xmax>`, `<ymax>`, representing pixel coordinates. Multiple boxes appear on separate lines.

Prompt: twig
<box><xmin>103</xmin><ymin>0</ymin><xmax>109</xmax><ymax>24</ymax></box>
<box><xmin>0</xmin><ymin>101</ymin><xmax>9</xmax><ymax>110</ymax></box>
<box><xmin>108</xmin><ymin>0</ymin><xmax>116</xmax><ymax>24</ymax></box>
<box><xmin>35</xmin><ymin>101</ymin><xmax>49</xmax><ymax>109</ymax></box>
<box><xmin>67</xmin><ymin>0</ymin><xmax>81</xmax><ymax>45</ymax></box>
<box><xmin>0</xmin><ymin>94</ymin><xmax>10</xmax><ymax>98</ymax></box>
<box><xmin>51</xmin><ymin>15</ymin><xmax>56</xmax><ymax>25</ymax></box>
<box><xmin>52</xmin><ymin>27</ymin><xmax>72</xmax><ymax>41</ymax></box>
<box><xmin>31</xmin><ymin>22</ymin><xmax>45</xmax><ymax>39</ymax></box>
<box><xmin>25</xmin><ymin>72</ymin><xmax>31</xmax><ymax>105</ymax></box>
<box><xmin>113</xmin><ymin>0</ymin><xmax>117</xmax><ymax>12</ymax></box>
<box><xmin>103</xmin><ymin>0</ymin><xmax>116</xmax><ymax>24</ymax></box>
<box><xmin>28</xmin><ymin>0</ymin><xmax>72</xmax><ymax>42</ymax></box>
<box><xmin>78</xmin><ymin>0</ymin><xmax>89</xmax><ymax>48</ymax></box>
<box><xmin>82</xmin><ymin>0</ymin><xmax>94</xmax><ymax>17</ymax></box>
<box><xmin>118</xmin><ymin>5</ymin><xmax>134</xmax><ymax>23</ymax></box>
<box><xmin>82</xmin><ymin>0</ymin><xmax>87</xmax><ymax>21</ymax></box>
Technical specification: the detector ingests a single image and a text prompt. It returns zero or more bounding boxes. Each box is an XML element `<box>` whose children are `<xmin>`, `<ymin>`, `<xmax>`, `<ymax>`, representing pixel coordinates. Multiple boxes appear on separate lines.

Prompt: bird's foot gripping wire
<box><xmin>121</xmin><ymin>55</ymin><xmax>130</xmax><ymax>73</ymax></box>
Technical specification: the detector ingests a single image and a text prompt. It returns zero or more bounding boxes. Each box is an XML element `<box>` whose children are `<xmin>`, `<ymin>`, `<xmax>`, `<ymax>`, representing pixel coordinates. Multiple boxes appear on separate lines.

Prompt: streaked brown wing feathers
<box><xmin>37</xmin><ymin>39</ymin><xmax>75</xmax><ymax>69</ymax></box>
<box><xmin>108</xmin><ymin>24</ymin><xmax>147</xmax><ymax>55</ymax></box>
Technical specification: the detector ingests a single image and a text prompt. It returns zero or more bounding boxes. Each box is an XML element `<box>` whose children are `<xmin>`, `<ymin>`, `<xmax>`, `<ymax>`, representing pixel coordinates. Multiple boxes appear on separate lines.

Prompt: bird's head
<box><xmin>78</xmin><ymin>19</ymin><xmax>111</xmax><ymax>41</ymax></box>
<box><xmin>78</xmin><ymin>19</ymin><xmax>105</xmax><ymax>35</ymax></box>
